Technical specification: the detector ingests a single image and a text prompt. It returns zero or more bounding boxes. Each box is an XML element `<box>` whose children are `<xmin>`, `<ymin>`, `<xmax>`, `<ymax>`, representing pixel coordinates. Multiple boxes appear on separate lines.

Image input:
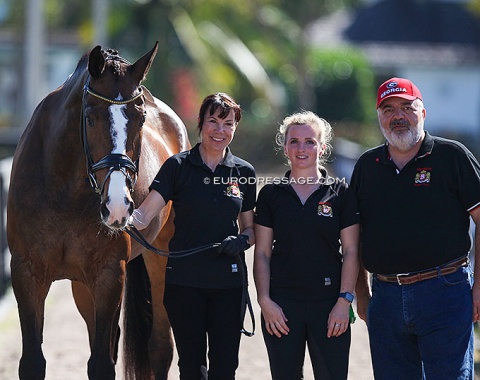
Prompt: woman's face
<box><xmin>284</xmin><ymin>124</ymin><xmax>325</xmax><ymax>170</ymax></box>
<box><xmin>200</xmin><ymin>108</ymin><xmax>237</xmax><ymax>153</ymax></box>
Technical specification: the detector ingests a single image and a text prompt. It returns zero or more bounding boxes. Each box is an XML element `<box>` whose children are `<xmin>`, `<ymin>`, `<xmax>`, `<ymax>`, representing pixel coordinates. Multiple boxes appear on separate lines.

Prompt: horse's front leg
<box><xmin>11</xmin><ymin>256</ymin><xmax>51</xmax><ymax>380</ymax></box>
<box><xmin>72</xmin><ymin>281</ymin><xmax>95</xmax><ymax>345</ymax></box>
<box><xmin>72</xmin><ymin>278</ymin><xmax>122</xmax><ymax>364</ymax></box>
<box><xmin>87</xmin><ymin>261</ymin><xmax>126</xmax><ymax>380</ymax></box>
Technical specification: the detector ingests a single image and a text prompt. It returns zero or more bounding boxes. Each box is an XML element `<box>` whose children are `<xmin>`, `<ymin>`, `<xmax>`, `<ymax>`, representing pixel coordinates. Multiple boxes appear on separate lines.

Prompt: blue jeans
<box><xmin>368</xmin><ymin>266</ymin><xmax>474</xmax><ymax>380</ymax></box>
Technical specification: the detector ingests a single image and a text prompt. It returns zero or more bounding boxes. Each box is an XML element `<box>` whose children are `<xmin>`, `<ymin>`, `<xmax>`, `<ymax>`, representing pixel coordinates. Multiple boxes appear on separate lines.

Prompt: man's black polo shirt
<box><xmin>254</xmin><ymin>170</ymin><xmax>359</xmax><ymax>301</ymax></box>
<box><xmin>150</xmin><ymin>143</ymin><xmax>256</xmax><ymax>288</ymax></box>
<box><xmin>350</xmin><ymin>131</ymin><xmax>480</xmax><ymax>275</ymax></box>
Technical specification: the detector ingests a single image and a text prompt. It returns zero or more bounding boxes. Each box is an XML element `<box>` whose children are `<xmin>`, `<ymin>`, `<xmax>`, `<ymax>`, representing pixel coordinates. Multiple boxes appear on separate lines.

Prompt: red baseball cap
<box><xmin>376</xmin><ymin>77</ymin><xmax>423</xmax><ymax>108</ymax></box>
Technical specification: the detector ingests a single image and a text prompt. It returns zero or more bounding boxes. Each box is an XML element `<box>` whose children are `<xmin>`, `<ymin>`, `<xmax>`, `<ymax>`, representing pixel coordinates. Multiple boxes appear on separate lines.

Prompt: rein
<box><xmin>126</xmin><ymin>225</ymin><xmax>255</xmax><ymax>336</ymax></box>
<box><xmin>126</xmin><ymin>225</ymin><xmax>220</xmax><ymax>258</ymax></box>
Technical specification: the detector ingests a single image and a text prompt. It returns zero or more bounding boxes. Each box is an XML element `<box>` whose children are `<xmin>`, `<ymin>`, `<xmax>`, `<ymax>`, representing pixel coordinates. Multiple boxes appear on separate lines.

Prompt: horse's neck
<box><xmin>45</xmin><ymin>74</ymin><xmax>87</xmax><ymax>165</ymax></box>
<box><xmin>39</xmin><ymin>91</ymin><xmax>87</xmax><ymax>183</ymax></box>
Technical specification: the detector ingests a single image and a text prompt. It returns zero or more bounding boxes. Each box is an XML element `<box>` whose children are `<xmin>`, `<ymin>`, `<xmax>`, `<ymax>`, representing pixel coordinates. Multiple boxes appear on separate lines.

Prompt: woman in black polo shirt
<box><xmin>253</xmin><ymin>110</ymin><xmax>359</xmax><ymax>380</ymax></box>
<box><xmin>130</xmin><ymin>93</ymin><xmax>256</xmax><ymax>380</ymax></box>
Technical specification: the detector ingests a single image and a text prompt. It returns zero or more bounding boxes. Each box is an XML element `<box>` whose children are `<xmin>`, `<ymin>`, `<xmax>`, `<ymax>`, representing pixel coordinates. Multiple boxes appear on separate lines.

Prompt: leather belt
<box><xmin>376</xmin><ymin>256</ymin><xmax>469</xmax><ymax>286</ymax></box>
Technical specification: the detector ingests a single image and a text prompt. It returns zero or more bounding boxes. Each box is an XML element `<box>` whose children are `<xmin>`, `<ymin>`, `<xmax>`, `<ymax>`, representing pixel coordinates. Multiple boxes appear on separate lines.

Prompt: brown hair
<box><xmin>197</xmin><ymin>93</ymin><xmax>242</xmax><ymax>132</ymax></box>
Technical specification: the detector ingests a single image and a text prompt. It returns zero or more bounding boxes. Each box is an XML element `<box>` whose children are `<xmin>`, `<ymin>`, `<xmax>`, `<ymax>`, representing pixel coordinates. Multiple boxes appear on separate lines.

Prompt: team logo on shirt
<box><xmin>318</xmin><ymin>202</ymin><xmax>333</xmax><ymax>217</ymax></box>
<box><xmin>225</xmin><ymin>182</ymin><xmax>243</xmax><ymax>199</ymax></box>
<box><xmin>414</xmin><ymin>168</ymin><xmax>431</xmax><ymax>186</ymax></box>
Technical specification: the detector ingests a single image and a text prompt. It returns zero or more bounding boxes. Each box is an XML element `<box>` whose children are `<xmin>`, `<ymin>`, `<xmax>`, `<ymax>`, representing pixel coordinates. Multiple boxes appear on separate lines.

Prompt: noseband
<box><xmin>81</xmin><ymin>76</ymin><xmax>143</xmax><ymax>195</ymax></box>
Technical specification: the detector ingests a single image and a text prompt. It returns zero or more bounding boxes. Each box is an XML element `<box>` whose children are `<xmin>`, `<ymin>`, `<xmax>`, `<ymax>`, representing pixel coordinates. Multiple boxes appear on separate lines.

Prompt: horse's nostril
<box><xmin>100</xmin><ymin>202</ymin><xmax>110</xmax><ymax>219</ymax></box>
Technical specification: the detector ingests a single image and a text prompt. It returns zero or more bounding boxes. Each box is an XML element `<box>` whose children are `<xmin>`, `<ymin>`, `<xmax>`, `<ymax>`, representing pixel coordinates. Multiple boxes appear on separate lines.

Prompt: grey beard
<box><xmin>383</xmin><ymin>128</ymin><xmax>422</xmax><ymax>152</ymax></box>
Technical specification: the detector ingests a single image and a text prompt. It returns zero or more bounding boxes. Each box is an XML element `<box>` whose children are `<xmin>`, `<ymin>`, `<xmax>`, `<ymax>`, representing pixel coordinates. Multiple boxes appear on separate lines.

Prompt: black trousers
<box><xmin>163</xmin><ymin>284</ymin><xmax>243</xmax><ymax>380</ymax></box>
<box><xmin>262</xmin><ymin>296</ymin><xmax>351</xmax><ymax>380</ymax></box>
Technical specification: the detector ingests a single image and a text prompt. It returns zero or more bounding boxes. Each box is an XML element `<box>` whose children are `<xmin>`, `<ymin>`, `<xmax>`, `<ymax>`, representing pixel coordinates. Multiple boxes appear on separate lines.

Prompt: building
<box><xmin>308</xmin><ymin>0</ymin><xmax>480</xmax><ymax>157</ymax></box>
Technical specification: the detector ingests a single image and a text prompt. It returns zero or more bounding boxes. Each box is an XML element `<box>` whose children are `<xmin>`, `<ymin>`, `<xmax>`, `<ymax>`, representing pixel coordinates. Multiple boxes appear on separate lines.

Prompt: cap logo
<box><xmin>380</xmin><ymin>83</ymin><xmax>408</xmax><ymax>100</ymax></box>
<box><xmin>377</xmin><ymin>77</ymin><xmax>422</xmax><ymax>108</ymax></box>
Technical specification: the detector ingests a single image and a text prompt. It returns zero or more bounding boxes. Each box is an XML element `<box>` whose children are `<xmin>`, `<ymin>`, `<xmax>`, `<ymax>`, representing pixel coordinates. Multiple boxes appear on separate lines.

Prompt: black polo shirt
<box><xmin>350</xmin><ymin>131</ymin><xmax>480</xmax><ymax>275</ymax></box>
<box><xmin>254</xmin><ymin>170</ymin><xmax>359</xmax><ymax>301</ymax></box>
<box><xmin>150</xmin><ymin>143</ymin><xmax>256</xmax><ymax>288</ymax></box>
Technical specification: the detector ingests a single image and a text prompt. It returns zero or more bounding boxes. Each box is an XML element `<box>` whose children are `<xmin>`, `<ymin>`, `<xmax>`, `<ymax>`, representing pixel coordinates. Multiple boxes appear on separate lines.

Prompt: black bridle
<box><xmin>81</xmin><ymin>75</ymin><xmax>143</xmax><ymax>195</ymax></box>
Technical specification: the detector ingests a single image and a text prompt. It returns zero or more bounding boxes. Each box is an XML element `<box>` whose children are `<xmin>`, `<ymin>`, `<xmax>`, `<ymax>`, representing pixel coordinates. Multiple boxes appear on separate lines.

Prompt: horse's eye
<box><xmin>86</xmin><ymin>116</ymin><xmax>94</xmax><ymax>127</ymax></box>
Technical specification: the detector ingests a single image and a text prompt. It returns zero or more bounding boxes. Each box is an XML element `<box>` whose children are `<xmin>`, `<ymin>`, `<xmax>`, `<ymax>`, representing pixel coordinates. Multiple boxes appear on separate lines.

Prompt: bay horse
<box><xmin>7</xmin><ymin>43</ymin><xmax>189</xmax><ymax>379</ymax></box>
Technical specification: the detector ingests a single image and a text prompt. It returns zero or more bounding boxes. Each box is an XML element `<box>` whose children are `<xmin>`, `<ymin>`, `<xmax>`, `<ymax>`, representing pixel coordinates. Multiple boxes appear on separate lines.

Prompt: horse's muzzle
<box><xmin>100</xmin><ymin>194</ymin><xmax>134</xmax><ymax>230</ymax></box>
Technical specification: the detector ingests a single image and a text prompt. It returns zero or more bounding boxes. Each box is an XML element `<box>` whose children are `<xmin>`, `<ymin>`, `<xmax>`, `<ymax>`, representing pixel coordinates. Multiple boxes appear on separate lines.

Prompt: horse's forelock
<box><xmin>107</xmin><ymin>59</ymin><xmax>127</xmax><ymax>77</ymax></box>
<box><xmin>102</xmin><ymin>48</ymin><xmax>131</xmax><ymax>64</ymax></box>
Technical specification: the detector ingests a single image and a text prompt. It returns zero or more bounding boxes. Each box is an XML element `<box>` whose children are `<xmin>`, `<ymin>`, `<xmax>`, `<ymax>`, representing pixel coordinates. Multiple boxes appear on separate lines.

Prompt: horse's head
<box><xmin>81</xmin><ymin>43</ymin><xmax>158</xmax><ymax>231</ymax></box>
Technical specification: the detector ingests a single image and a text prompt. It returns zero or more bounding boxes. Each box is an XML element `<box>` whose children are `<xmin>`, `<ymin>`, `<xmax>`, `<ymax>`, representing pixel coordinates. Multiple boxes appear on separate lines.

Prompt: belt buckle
<box><xmin>396</xmin><ymin>273</ymin><xmax>410</xmax><ymax>285</ymax></box>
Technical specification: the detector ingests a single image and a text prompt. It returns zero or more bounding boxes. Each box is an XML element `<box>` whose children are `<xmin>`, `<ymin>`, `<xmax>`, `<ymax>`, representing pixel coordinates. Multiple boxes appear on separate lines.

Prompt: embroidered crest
<box><xmin>225</xmin><ymin>182</ymin><xmax>243</xmax><ymax>199</ymax></box>
<box><xmin>318</xmin><ymin>202</ymin><xmax>333</xmax><ymax>217</ymax></box>
<box><xmin>414</xmin><ymin>169</ymin><xmax>431</xmax><ymax>186</ymax></box>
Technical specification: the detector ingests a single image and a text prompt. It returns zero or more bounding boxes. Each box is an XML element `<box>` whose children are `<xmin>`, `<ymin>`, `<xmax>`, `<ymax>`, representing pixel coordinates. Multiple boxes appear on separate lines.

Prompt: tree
<box><xmin>3</xmin><ymin>0</ymin><xmax>377</xmax><ymax>167</ymax></box>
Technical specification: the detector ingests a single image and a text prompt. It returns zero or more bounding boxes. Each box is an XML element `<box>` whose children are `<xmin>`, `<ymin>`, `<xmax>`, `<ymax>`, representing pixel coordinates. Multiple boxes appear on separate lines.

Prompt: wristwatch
<box><xmin>338</xmin><ymin>292</ymin><xmax>354</xmax><ymax>303</ymax></box>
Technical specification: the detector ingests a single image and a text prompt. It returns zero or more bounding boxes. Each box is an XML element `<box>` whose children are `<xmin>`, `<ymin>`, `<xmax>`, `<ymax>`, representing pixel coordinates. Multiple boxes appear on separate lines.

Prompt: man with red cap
<box><xmin>350</xmin><ymin>77</ymin><xmax>480</xmax><ymax>379</ymax></box>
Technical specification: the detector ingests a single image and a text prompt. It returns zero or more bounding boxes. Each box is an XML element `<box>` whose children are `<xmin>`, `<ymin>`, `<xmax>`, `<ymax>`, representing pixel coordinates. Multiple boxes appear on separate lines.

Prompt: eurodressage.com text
<box><xmin>203</xmin><ymin>177</ymin><xmax>346</xmax><ymax>185</ymax></box>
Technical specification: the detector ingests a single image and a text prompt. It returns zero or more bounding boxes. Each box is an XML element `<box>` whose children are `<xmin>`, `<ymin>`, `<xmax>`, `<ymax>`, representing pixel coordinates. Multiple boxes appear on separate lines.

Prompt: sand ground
<box><xmin>0</xmin><ymin>247</ymin><xmax>374</xmax><ymax>379</ymax></box>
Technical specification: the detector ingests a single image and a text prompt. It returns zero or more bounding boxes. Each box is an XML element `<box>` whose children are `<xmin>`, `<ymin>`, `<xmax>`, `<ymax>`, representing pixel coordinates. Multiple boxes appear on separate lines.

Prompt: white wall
<box><xmin>400</xmin><ymin>68</ymin><xmax>480</xmax><ymax>136</ymax></box>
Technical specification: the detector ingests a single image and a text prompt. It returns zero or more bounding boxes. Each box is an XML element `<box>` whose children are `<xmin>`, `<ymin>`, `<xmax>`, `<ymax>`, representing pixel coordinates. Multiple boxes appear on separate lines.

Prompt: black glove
<box><xmin>217</xmin><ymin>234</ymin><xmax>250</xmax><ymax>257</ymax></box>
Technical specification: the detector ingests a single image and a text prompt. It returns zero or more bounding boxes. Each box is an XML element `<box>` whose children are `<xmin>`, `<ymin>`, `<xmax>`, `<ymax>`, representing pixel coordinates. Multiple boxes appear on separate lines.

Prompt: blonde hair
<box><xmin>275</xmin><ymin>110</ymin><xmax>333</xmax><ymax>167</ymax></box>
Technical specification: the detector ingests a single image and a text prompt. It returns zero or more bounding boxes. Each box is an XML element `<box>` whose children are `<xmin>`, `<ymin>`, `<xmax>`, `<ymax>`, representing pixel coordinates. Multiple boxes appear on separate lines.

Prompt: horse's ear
<box><xmin>130</xmin><ymin>41</ymin><xmax>159</xmax><ymax>84</ymax></box>
<box><xmin>88</xmin><ymin>45</ymin><xmax>106</xmax><ymax>78</ymax></box>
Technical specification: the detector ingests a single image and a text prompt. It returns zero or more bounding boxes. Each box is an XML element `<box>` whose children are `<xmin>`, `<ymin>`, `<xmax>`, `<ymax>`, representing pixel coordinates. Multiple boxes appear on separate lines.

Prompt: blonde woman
<box><xmin>253</xmin><ymin>111</ymin><xmax>359</xmax><ymax>380</ymax></box>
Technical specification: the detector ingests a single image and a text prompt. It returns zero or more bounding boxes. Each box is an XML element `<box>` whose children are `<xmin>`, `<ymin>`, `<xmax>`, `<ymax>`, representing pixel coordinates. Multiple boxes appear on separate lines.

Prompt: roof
<box><xmin>344</xmin><ymin>0</ymin><xmax>480</xmax><ymax>45</ymax></box>
<box><xmin>306</xmin><ymin>0</ymin><xmax>480</xmax><ymax>67</ymax></box>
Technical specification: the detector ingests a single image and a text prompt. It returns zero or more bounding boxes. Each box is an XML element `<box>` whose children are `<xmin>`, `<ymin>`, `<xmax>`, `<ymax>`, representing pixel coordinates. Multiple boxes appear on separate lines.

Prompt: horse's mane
<box><xmin>55</xmin><ymin>51</ymin><xmax>89</xmax><ymax>109</ymax></box>
<box><xmin>64</xmin><ymin>52</ymin><xmax>89</xmax><ymax>87</ymax></box>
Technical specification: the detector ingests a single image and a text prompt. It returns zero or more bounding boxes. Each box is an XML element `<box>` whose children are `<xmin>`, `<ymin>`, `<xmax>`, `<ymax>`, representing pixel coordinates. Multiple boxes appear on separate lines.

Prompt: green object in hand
<box><xmin>349</xmin><ymin>305</ymin><xmax>356</xmax><ymax>324</ymax></box>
